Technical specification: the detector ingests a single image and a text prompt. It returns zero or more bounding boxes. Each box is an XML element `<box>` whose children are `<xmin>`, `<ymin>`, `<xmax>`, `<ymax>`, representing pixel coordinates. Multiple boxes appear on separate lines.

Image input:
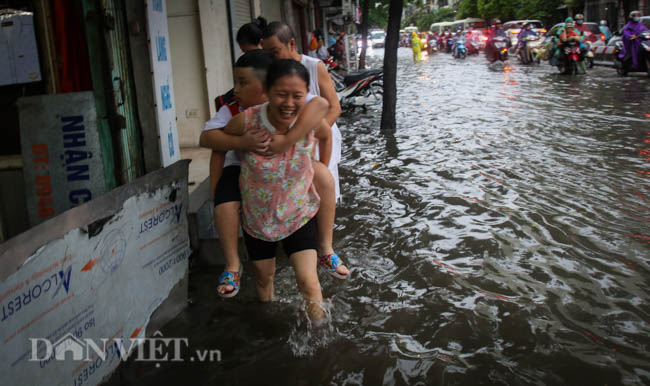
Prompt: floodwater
<box><xmin>116</xmin><ymin>48</ymin><xmax>650</xmax><ymax>385</ymax></box>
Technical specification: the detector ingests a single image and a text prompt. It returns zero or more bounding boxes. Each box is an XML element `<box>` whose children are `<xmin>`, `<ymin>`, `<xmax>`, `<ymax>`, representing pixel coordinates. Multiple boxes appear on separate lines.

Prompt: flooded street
<box><xmin>120</xmin><ymin>48</ymin><xmax>650</xmax><ymax>385</ymax></box>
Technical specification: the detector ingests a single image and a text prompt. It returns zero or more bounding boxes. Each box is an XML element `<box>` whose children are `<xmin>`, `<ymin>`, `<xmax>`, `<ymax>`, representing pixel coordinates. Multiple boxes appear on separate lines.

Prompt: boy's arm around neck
<box><xmin>268</xmin><ymin>96</ymin><xmax>329</xmax><ymax>154</ymax></box>
<box><xmin>199</xmin><ymin>113</ymin><xmax>270</xmax><ymax>153</ymax></box>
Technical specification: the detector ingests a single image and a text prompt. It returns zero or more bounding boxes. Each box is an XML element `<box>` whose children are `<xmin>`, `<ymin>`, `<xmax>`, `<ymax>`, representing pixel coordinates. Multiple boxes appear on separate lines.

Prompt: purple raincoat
<box><xmin>618</xmin><ymin>20</ymin><xmax>649</xmax><ymax>68</ymax></box>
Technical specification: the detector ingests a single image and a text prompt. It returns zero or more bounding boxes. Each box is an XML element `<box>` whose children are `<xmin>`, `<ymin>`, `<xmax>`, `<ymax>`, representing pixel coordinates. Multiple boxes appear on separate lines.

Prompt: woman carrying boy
<box><xmin>221</xmin><ymin>59</ymin><xmax>334</xmax><ymax>320</ymax></box>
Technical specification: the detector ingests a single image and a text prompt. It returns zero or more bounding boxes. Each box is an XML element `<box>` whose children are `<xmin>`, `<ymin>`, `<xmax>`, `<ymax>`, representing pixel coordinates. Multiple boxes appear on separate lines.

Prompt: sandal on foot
<box><xmin>318</xmin><ymin>254</ymin><xmax>349</xmax><ymax>280</ymax></box>
<box><xmin>217</xmin><ymin>266</ymin><xmax>242</xmax><ymax>298</ymax></box>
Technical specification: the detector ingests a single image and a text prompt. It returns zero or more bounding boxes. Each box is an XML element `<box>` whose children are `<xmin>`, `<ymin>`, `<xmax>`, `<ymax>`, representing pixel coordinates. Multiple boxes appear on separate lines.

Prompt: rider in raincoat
<box><xmin>618</xmin><ymin>10</ymin><xmax>649</xmax><ymax>69</ymax></box>
<box><xmin>411</xmin><ymin>32</ymin><xmax>422</xmax><ymax>62</ymax></box>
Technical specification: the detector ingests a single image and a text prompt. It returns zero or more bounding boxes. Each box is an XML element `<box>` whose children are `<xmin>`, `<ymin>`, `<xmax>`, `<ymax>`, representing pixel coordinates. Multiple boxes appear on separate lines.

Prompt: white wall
<box><xmin>199</xmin><ymin>0</ymin><xmax>234</xmax><ymax>118</ymax></box>
<box><xmin>167</xmin><ymin>0</ymin><xmax>209</xmax><ymax>147</ymax></box>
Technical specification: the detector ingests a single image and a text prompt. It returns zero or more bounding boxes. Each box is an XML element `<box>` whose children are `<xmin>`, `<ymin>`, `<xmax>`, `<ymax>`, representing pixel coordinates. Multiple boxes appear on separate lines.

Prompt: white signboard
<box><xmin>18</xmin><ymin>92</ymin><xmax>107</xmax><ymax>227</ymax></box>
<box><xmin>146</xmin><ymin>0</ymin><xmax>180</xmax><ymax>167</ymax></box>
<box><xmin>0</xmin><ymin>169</ymin><xmax>190</xmax><ymax>386</ymax></box>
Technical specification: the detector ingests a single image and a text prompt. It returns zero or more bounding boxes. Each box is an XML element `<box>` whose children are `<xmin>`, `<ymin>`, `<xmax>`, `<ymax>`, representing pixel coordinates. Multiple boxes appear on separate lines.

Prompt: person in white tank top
<box><xmin>262</xmin><ymin>22</ymin><xmax>343</xmax><ymax>200</ymax></box>
<box><xmin>262</xmin><ymin>21</ymin><xmax>349</xmax><ymax>279</ymax></box>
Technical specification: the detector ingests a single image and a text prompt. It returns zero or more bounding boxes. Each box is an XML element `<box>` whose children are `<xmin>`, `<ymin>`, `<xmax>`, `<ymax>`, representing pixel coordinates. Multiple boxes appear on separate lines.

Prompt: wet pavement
<box><xmin>112</xmin><ymin>48</ymin><xmax>650</xmax><ymax>385</ymax></box>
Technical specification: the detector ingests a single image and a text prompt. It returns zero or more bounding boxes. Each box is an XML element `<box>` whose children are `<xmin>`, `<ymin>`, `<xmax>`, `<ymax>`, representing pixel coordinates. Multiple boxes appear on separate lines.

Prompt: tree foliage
<box><xmin>457</xmin><ymin>0</ymin><xmax>478</xmax><ymax>20</ymax></box>
<box><xmin>514</xmin><ymin>0</ymin><xmax>565</xmax><ymax>24</ymax></box>
<box><xmin>406</xmin><ymin>0</ymin><xmax>578</xmax><ymax>28</ymax></box>
<box><xmin>477</xmin><ymin>0</ymin><xmax>516</xmax><ymax>22</ymax></box>
<box><xmin>369</xmin><ymin>2</ymin><xmax>390</xmax><ymax>29</ymax></box>
<box><xmin>401</xmin><ymin>7</ymin><xmax>456</xmax><ymax>31</ymax></box>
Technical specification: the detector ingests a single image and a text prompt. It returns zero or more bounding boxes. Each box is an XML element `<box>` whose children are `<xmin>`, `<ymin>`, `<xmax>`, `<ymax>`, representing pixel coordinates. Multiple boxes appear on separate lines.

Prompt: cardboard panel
<box><xmin>0</xmin><ymin>160</ymin><xmax>190</xmax><ymax>386</ymax></box>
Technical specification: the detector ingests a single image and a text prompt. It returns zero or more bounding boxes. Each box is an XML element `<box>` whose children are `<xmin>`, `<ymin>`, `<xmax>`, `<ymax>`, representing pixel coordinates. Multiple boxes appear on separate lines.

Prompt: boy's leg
<box><xmin>209</xmin><ymin>151</ymin><xmax>225</xmax><ymax>199</ymax></box>
<box><xmin>312</xmin><ymin>161</ymin><xmax>335</xmax><ymax>256</ymax></box>
<box><xmin>312</xmin><ymin>162</ymin><xmax>349</xmax><ymax>277</ymax></box>
<box><xmin>214</xmin><ymin>201</ymin><xmax>241</xmax><ymax>294</ymax></box>
<box><xmin>213</xmin><ymin>164</ymin><xmax>243</xmax><ymax>296</ymax></box>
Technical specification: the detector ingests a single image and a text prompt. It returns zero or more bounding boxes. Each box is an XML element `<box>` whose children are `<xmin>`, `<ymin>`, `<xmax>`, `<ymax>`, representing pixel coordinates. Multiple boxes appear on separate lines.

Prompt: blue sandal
<box><xmin>217</xmin><ymin>267</ymin><xmax>242</xmax><ymax>298</ymax></box>
<box><xmin>318</xmin><ymin>254</ymin><xmax>349</xmax><ymax>280</ymax></box>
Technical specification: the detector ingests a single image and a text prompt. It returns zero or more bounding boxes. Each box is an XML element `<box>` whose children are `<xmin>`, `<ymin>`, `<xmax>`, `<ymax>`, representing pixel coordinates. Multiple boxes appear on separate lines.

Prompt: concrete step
<box><xmin>187</xmin><ymin>176</ymin><xmax>247</xmax><ymax>267</ymax></box>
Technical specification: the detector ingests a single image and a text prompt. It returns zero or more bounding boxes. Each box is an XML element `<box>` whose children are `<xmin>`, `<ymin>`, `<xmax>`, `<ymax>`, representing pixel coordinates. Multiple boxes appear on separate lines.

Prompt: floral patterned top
<box><xmin>240</xmin><ymin>103</ymin><xmax>320</xmax><ymax>241</ymax></box>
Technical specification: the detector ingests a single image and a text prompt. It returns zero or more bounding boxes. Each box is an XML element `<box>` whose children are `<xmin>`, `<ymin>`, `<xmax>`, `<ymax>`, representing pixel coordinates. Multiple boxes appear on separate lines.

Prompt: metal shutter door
<box><xmin>231</xmin><ymin>0</ymin><xmax>251</xmax><ymax>58</ymax></box>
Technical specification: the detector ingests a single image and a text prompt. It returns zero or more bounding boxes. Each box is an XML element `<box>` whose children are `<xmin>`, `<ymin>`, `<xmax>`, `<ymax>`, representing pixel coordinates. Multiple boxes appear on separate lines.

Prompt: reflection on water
<box><xmin>126</xmin><ymin>48</ymin><xmax>650</xmax><ymax>385</ymax></box>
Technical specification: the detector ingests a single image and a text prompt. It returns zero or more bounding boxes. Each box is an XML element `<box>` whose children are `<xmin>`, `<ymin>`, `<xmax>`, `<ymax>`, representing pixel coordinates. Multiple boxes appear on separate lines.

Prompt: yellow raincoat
<box><xmin>411</xmin><ymin>32</ymin><xmax>421</xmax><ymax>62</ymax></box>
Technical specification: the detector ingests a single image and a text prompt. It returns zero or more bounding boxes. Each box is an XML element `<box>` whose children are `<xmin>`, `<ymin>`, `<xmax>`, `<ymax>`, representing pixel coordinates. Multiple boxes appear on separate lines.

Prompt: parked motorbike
<box><xmin>453</xmin><ymin>37</ymin><xmax>467</xmax><ymax>59</ymax></box>
<box><xmin>613</xmin><ymin>30</ymin><xmax>650</xmax><ymax>76</ymax></box>
<box><xmin>519</xmin><ymin>35</ymin><xmax>543</xmax><ymax>65</ymax></box>
<box><xmin>329</xmin><ymin>68</ymin><xmax>384</xmax><ymax>111</ymax></box>
<box><xmin>557</xmin><ymin>40</ymin><xmax>585</xmax><ymax>74</ymax></box>
<box><xmin>487</xmin><ymin>35</ymin><xmax>509</xmax><ymax>62</ymax></box>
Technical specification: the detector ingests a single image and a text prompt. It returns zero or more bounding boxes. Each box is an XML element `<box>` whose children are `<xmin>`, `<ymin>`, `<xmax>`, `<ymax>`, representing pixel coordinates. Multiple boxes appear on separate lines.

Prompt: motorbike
<box><xmin>329</xmin><ymin>67</ymin><xmax>384</xmax><ymax>111</ymax></box>
<box><xmin>453</xmin><ymin>37</ymin><xmax>467</xmax><ymax>59</ymax></box>
<box><xmin>518</xmin><ymin>35</ymin><xmax>543</xmax><ymax>65</ymax></box>
<box><xmin>487</xmin><ymin>35</ymin><xmax>509</xmax><ymax>62</ymax></box>
<box><xmin>582</xmin><ymin>40</ymin><xmax>595</xmax><ymax>68</ymax></box>
<box><xmin>613</xmin><ymin>30</ymin><xmax>650</xmax><ymax>77</ymax></box>
<box><xmin>445</xmin><ymin>37</ymin><xmax>454</xmax><ymax>53</ymax></box>
<box><xmin>427</xmin><ymin>38</ymin><xmax>438</xmax><ymax>54</ymax></box>
<box><xmin>467</xmin><ymin>36</ymin><xmax>481</xmax><ymax>55</ymax></box>
<box><xmin>557</xmin><ymin>40</ymin><xmax>585</xmax><ymax>74</ymax></box>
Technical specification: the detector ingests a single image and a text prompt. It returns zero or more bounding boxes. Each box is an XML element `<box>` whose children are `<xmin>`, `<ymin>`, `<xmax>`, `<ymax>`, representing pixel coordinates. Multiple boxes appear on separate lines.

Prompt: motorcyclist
<box><xmin>488</xmin><ymin>19</ymin><xmax>507</xmax><ymax>39</ymax></box>
<box><xmin>453</xmin><ymin>27</ymin><xmax>466</xmax><ymax>57</ymax></box>
<box><xmin>465</xmin><ymin>25</ymin><xmax>480</xmax><ymax>55</ymax></box>
<box><xmin>444</xmin><ymin>29</ymin><xmax>454</xmax><ymax>53</ymax></box>
<box><xmin>618</xmin><ymin>10</ymin><xmax>649</xmax><ymax>70</ymax></box>
<box><xmin>599</xmin><ymin>20</ymin><xmax>612</xmax><ymax>41</ymax></box>
<box><xmin>486</xmin><ymin>19</ymin><xmax>508</xmax><ymax>61</ymax></box>
<box><xmin>555</xmin><ymin>19</ymin><xmax>586</xmax><ymax>67</ymax></box>
<box><xmin>574</xmin><ymin>14</ymin><xmax>597</xmax><ymax>43</ymax></box>
<box><xmin>517</xmin><ymin>22</ymin><xmax>539</xmax><ymax>53</ymax></box>
<box><xmin>550</xmin><ymin>18</ymin><xmax>581</xmax><ymax>64</ymax></box>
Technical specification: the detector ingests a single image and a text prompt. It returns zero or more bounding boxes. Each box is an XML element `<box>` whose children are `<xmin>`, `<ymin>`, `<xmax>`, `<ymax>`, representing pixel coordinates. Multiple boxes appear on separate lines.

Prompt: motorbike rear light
<box><xmin>539</xmin><ymin>29</ymin><xmax>547</xmax><ymax>34</ymax></box>
<box><xmin>511</xmin><ymin>29</ymin><xmax>521</xmax><ymax>34</ymax></box>
<box><xmin>501</xmin><ymin>48</ymin><xmax>508</xmax><ymax>54</ymax></box>
<box><xmin>601</xmin><ymin>34</ymin><xmax>605</xmax><ymax>41</ymax></box>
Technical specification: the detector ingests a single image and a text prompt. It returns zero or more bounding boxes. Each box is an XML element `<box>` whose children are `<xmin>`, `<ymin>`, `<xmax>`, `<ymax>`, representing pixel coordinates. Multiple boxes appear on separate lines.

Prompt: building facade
<box><xmin>584</xmin><ymin>0</ymin><xmax>647</xmax><ymax>30</ymax></box>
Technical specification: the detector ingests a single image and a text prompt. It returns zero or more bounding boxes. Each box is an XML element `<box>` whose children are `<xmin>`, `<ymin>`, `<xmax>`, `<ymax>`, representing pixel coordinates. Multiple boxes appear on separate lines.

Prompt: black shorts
<box><xmin>213</xmin><ymin>165</ymin><xmax>241</xmax><ymax>207</ymax></box>
<box><xmin>243</xmin><ymin>217</ymin><xmax>318</xmax><ymax>261</ymax></box>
